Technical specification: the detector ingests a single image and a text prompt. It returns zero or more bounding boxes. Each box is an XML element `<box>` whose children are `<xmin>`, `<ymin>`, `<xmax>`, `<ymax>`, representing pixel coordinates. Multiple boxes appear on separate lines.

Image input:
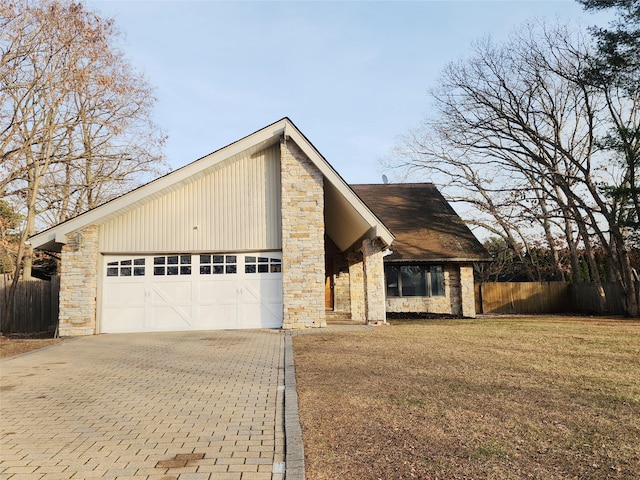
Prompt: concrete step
<box><xmin>325</xmin><ymin>311</ymin><xmax>365</xmax><ymax>325</ymax></box>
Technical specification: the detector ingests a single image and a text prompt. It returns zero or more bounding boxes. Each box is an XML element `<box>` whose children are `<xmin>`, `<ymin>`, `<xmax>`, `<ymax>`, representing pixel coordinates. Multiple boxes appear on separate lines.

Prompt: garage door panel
<box><xmin>103</xmin><ymin>283</ymin><xmax>145</xmax><ymax>305</ymax></box>
<box><xmin>239</xmin><ymin>257</ymin><xmax>282</xmax><ymax>328</ymax></box>
<box><xmin>196</xmin><ymin>305</ymin><xmax>237</xmax><ymax>329</ymax></box>
<box><xmin>147</xmin><ymin>306</ymin><xmax>193</xmax><ymax>330</ymax></box>
<box><xmin>150</xmin><ymin>282</ymin><xmax>192</xmax><ymax>304</ymax></box>
<box><xmin>239</xmin><ymin>303</ymin><xmax>282</xmax><ymax>329</ymax></box>
<box><xmin>242</xmin><ymin>278</ymin><xmax>283</xmax><ymax>301</ymax></box>
<box><xmin>198</xmin><ymin>279</ymin><xmax>237</xmax><ymax>303</ymax></box>
<box><xmin>101</xmin><ymin>252</ymin><xmax>283</xmax><ymax>333</ymax></box>
<box><xmin>102</xmin><ymin>306</ymin><xmax>145</xmax><ymax>333</ymax></box>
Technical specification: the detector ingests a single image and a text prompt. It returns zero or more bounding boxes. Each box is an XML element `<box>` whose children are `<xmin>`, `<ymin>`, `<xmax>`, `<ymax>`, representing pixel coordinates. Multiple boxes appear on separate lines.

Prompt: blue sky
<box><xmin>90</xmin><ymin>0</ymin><xmax>611</xmax><ymax>184</ymax></box>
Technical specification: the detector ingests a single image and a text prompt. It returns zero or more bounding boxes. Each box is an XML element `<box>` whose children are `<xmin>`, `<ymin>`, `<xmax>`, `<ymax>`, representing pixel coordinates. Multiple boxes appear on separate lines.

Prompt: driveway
<box><xmin>0</xmin><ymin>330</ymin><xmax>286</xmax><ymax>480</ymax></box>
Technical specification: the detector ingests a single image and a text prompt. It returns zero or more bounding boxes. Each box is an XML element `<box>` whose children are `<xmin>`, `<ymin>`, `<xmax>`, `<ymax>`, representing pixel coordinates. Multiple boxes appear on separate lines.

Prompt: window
<box><xmin>244</xmin><ymin>256</ymin><xmax>282</xmax><ymax>274</ymax></box>
<box><xmin>106</xmin><ymin>258</ymin><xmax>145</xmax><ymax>277</ymax></box>
<box><xmin>153</xmin><ymin>255</ymin><xmax>192</xmax><ymax>276</ymax></box>
<box><xmin>385</xmin><ymin>264</ymin><xmax>444</xmax><ymax>297</ymax></box>
<box><xmin>200</xmin><ymin>254</ymin><xmax>237</xmax><ymax>274</ymax></box>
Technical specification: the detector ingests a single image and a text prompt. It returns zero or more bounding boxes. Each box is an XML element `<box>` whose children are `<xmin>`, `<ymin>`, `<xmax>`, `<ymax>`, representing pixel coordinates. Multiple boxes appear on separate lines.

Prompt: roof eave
<box><xmin>283</xmin><ymin>122</ymin><xmax>394</xmax><ymax>248</ymax></box>
<box><xmin>385</xmin><ymin>257</ymin><xmax>491</xmax><ymax>263</ymax></box>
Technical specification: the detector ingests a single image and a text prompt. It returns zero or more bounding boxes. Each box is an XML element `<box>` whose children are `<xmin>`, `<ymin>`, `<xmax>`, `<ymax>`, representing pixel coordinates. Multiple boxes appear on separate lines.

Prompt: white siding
<box><xmin>99</xmin><ymin>145</ymin><xmax>281</xmax><ymax>252</ymax></box>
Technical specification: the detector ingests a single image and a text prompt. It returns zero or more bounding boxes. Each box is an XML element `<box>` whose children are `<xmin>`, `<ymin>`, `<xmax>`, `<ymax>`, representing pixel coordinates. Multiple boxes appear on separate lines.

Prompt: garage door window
<box><xmin>200</xmin><ymin>254</ymin><xmax>237</xmax><ymax>274</ymax></box>
<box><xmin>154</xmin><ymin>255</ymin><xmax>191</xmax><ymax>276</ymax></box>
<box><xmin>106</xmin><ymin>258</ymin><xmax>146</xmax><ymax>277</ymax></box>
<box><xmin>244</xmin><ymin>256</ymin><xmax>282</xmax><ymax>274</ymax></box>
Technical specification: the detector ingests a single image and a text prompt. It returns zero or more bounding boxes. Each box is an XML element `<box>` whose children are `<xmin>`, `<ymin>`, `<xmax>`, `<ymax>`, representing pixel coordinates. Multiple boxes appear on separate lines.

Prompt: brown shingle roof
<box><xmin>350</xmin><ymin>183</ymin><xmax>490</xmax><ymax>262</ymax></box>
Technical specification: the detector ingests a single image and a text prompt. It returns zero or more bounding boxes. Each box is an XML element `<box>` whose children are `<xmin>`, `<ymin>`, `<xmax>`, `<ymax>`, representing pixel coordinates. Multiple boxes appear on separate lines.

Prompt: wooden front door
<box><xmin>325</xmin><ymin>255</ymin><xmax>334</xmax><ymax>310</ymax></box>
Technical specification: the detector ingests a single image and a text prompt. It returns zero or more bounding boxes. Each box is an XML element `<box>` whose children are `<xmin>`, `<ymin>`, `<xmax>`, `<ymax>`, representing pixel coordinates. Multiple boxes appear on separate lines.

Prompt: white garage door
<box><xmin>101</xmin><ymin>252</ymin><xmax>283</xmax><ymax>333</ymax></box>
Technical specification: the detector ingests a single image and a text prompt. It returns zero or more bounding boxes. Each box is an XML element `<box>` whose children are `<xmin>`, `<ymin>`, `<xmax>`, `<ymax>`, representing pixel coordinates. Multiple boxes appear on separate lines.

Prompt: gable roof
<box><xmin>30</xmin><ymin>118</ymin><xmax>393</xmax><ymax>252</ymax></box>
<box><xmin>350</xmin><ymin>183</ymin><xmax>490</xmax><ymax>262</ymax></box>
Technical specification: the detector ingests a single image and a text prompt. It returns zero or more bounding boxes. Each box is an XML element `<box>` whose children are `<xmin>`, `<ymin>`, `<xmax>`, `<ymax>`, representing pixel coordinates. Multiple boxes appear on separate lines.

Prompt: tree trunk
<box><xmin>611</xmin><ymin>227</ymin><xmax>639</xmax><ymax>316</ymax></box>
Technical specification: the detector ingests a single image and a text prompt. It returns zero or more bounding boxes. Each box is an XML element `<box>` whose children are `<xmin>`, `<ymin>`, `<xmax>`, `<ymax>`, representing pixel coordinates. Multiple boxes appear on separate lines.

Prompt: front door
<box><xmin>325</xmin><ymin>255</ymin><xmax>334</xmax><ymax>310</ymax></box>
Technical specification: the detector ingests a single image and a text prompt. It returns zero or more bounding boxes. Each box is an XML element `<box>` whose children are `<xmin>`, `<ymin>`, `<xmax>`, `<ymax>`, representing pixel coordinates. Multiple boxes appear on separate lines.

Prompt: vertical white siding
<box><xmin>99</xmin><ymin>144</ymin><xmax>282</xmax><ymax>252</ymax></box>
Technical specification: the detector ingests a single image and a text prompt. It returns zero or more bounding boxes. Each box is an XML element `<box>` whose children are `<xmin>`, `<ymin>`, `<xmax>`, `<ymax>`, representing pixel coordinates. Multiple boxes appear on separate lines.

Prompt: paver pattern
<box><xmin>1</xmin><ymin>330</ymin><xmax>285</xmax><ymax>480</ymax></box>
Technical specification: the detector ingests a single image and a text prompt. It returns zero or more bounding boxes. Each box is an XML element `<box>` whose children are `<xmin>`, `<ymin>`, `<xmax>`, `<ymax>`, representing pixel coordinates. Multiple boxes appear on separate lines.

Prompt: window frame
<box><xmin>153</xmin><ymin>254</ymin><xmax>192</xmax><ymax>276</ymax></box>
<box><xmin>244</xmin><ymin>255</ymin><xmax>282</xmax><ymax>274</ymax></box>
<box><xmin>106</xmin><ymin>258</ymin><xmax>146</xmax><ymax>277</ymax></box>
<box><xmin>199</xmin><ymin>254</ymin><xmax>238</xmax><ymax>275</ymax></box>
<box><xmin>384</xmin><ymin>263</ymin><xmax>445</xmax><ymax>298</ymax></box>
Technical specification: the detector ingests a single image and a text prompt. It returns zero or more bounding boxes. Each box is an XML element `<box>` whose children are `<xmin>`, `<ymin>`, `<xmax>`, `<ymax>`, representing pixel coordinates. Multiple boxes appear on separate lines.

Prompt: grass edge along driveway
<box><xmin>293</xmin><ymin>316</ymin><xmax>640</xmax><ymax>480</ymax></box>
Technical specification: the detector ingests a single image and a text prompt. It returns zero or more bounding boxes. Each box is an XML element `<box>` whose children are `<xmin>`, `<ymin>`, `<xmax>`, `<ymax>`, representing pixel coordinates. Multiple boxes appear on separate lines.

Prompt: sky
<box><xmin>88</xmin><ymin>0</ymin><xmax>612</xmax><ymax>185</ymax></box>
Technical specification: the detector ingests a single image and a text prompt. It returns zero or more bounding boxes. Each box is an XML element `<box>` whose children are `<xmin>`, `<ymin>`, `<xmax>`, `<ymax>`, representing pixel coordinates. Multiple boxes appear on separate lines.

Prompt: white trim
<box><xmin>96</xmin><ymin>253</ymin><xmax>104</xmax><ymax>335</ymax></box>
<box><xmin>283</xmin><ymin>126</ymin><xmax>394</xmax><ymax>247</ymax></box>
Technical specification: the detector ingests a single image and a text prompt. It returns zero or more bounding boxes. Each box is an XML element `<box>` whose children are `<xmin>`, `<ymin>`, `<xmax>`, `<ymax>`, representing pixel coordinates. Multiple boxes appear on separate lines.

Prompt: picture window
<box><xmin>385</xmin><ymin>264</ymin><xmax>444</xmax><ymax>297</ymax></box>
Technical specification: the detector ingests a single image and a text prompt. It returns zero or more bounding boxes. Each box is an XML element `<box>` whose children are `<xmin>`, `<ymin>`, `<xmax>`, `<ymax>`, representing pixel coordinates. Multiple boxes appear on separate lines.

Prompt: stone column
<box><xmin>58</xmin><ymin>225</ymin><xmax>99</xmax><ymax>336</ymax></box>
<box><xmin>459</xmin><ymin>265</ymin><xmax>476</xmax><ymax>318</ymax></box>
<box><xmin>280</xmin><ymin>137</ymin><xmax>326</xmax><ymax>329</ymax></box>
<box><xmin>347</xmin><ymin>251</ymin><xmax>365</xmax><ymax>323</ymax></box>
<box><xmin>361</xmin><ymin>238</ymin><xmax>386</xmax><ymax>324</ymax></box>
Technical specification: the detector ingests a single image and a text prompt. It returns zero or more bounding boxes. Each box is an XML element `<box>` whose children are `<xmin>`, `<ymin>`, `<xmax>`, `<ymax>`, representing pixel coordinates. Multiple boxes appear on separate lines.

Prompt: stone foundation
<box><xmin>58</xmin><ymin>225</ymin><xmax>99</xmax><ymax>336</ymax></box>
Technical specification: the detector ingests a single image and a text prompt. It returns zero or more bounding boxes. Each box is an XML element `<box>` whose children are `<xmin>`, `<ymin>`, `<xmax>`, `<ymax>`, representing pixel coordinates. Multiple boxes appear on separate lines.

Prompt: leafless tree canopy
<box><xmin>392</xmin><ymin>21</ymin><xmax>639</xmax><ymax>316</ymax></box>
<box><xmin>0</xmin><ymin>0</ymin><xmax>167</xmax><ymax>261</ymax></box>
<box><xmin>0</xmin><ymin>0</ymin><xmax>167</xmax><ymax>330</ymax></box>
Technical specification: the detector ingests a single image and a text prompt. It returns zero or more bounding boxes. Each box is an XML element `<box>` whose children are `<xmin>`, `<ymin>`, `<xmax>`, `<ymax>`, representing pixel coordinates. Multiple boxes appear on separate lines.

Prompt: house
<box><xmin>350</xmin><ymin>184</ymin><xmax>490</xmax><ymax>317</ymax></box>
<box><xmin>29</xmin><ymin>118</ymin><xmax>486</xmax><ymax>336</ymax></box>
<box><xmin>30</xmin><ymin>118</ymin><xmax>394</xmax><ymax>335</ymax></box>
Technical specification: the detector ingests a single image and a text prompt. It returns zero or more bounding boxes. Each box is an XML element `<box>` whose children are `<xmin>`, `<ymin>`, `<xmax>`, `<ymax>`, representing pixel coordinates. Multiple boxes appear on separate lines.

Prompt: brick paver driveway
<box><xmin>1</xmin><ymin>330</ymin><xmax>285</xmax><ymax>480</ymax></box>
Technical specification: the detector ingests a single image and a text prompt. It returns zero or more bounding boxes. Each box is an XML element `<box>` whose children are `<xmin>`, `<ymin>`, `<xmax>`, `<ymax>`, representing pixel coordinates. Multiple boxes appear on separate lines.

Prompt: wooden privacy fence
<box><xmin>475</xmin><ymin>282</ymin><xmax>572</xmax><ymax>315</ymax></box>
<box><xmin>0</xmin><ymin>275</ymin><xmax>59</xmax><ymax>336</ymax></box>
<box><xmin>570</xmin><ymin>282</ymin><xmax>631</xmax><ymax>316</ymax></box>
<box><xmin>476</xmin><ymin>281</ymin><xmax>632</xmax><ymax>315</ymax></box>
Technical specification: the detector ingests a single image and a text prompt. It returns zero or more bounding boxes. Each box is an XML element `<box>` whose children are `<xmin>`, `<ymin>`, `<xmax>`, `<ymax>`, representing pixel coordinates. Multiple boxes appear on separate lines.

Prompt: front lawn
<box><xmin>293</xmin><ymin>317</ymin><xmax>640</xmax><ymax>479</ymax></box>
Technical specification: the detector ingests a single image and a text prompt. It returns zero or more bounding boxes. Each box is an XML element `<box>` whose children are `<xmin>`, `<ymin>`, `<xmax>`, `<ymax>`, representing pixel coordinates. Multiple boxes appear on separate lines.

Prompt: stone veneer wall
<box><xmin>385</xmin><ymin>264</ymin><xmax>477</xmax><ymax>318</ymax></box>
<box><xmin>333</xmin><ymin>252</ymin><xmax>351</xmax><ymax>314</ymax></box>
<box><xmin>386</xmin><ymin>265</ymin><xmax>455</xmax><ymax>314</ymax></box>
<box><xmin>386</xmin><ymin>265</ymin><xmax>458</xmax><ymax>315</ymax></box>
<box><xmin>58</xmin><ymin>225</ymin><xmax>99</xmax><ymax>336</ymax></box>
<box><xmin>280</xmin><ymin>137</ymin><xmax>326</xmax><ymax>328</ymax></box>
<box><xmin>362</xmin><ymin>239</ymin><xmax>386</xmax><ymax>323</ymax></box>
<box><xmin>348</xmin><ymin>251</ymin><xmax>365</xmax><ymax>322</ymax></box>
<box><xmin>459</xmin><ymin>265</ymin><xmax>476</xmax><ymax>317</ymax></box>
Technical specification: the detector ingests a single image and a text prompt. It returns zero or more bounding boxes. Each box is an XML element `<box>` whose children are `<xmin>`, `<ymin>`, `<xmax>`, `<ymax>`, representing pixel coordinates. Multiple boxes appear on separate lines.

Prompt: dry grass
<box><xmin>0</xmin><ymin>336</ymin><xmax>61</xmax><ymax>358</ymax></box>
<box><xmin>293</xmin><ymin>317</ymin><xmax>640</xmax><ymax>480</ymax></box>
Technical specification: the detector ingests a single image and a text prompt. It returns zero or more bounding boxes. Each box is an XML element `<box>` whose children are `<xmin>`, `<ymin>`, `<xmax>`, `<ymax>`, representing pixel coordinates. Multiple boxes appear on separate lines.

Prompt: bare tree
<box><xmin>0</xmin><ymin>0</ymin><xmax>167</xmax><ymax>332</ymax></box>
<box><xmin>392</xmin><ymin>21</ymin><xmax>638</xmax><ymax>315</ymax></box>
<box><xmin>36</xmin><ymin>50</ymin><xmax>167</xmax><ymax>224</ymax></box>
